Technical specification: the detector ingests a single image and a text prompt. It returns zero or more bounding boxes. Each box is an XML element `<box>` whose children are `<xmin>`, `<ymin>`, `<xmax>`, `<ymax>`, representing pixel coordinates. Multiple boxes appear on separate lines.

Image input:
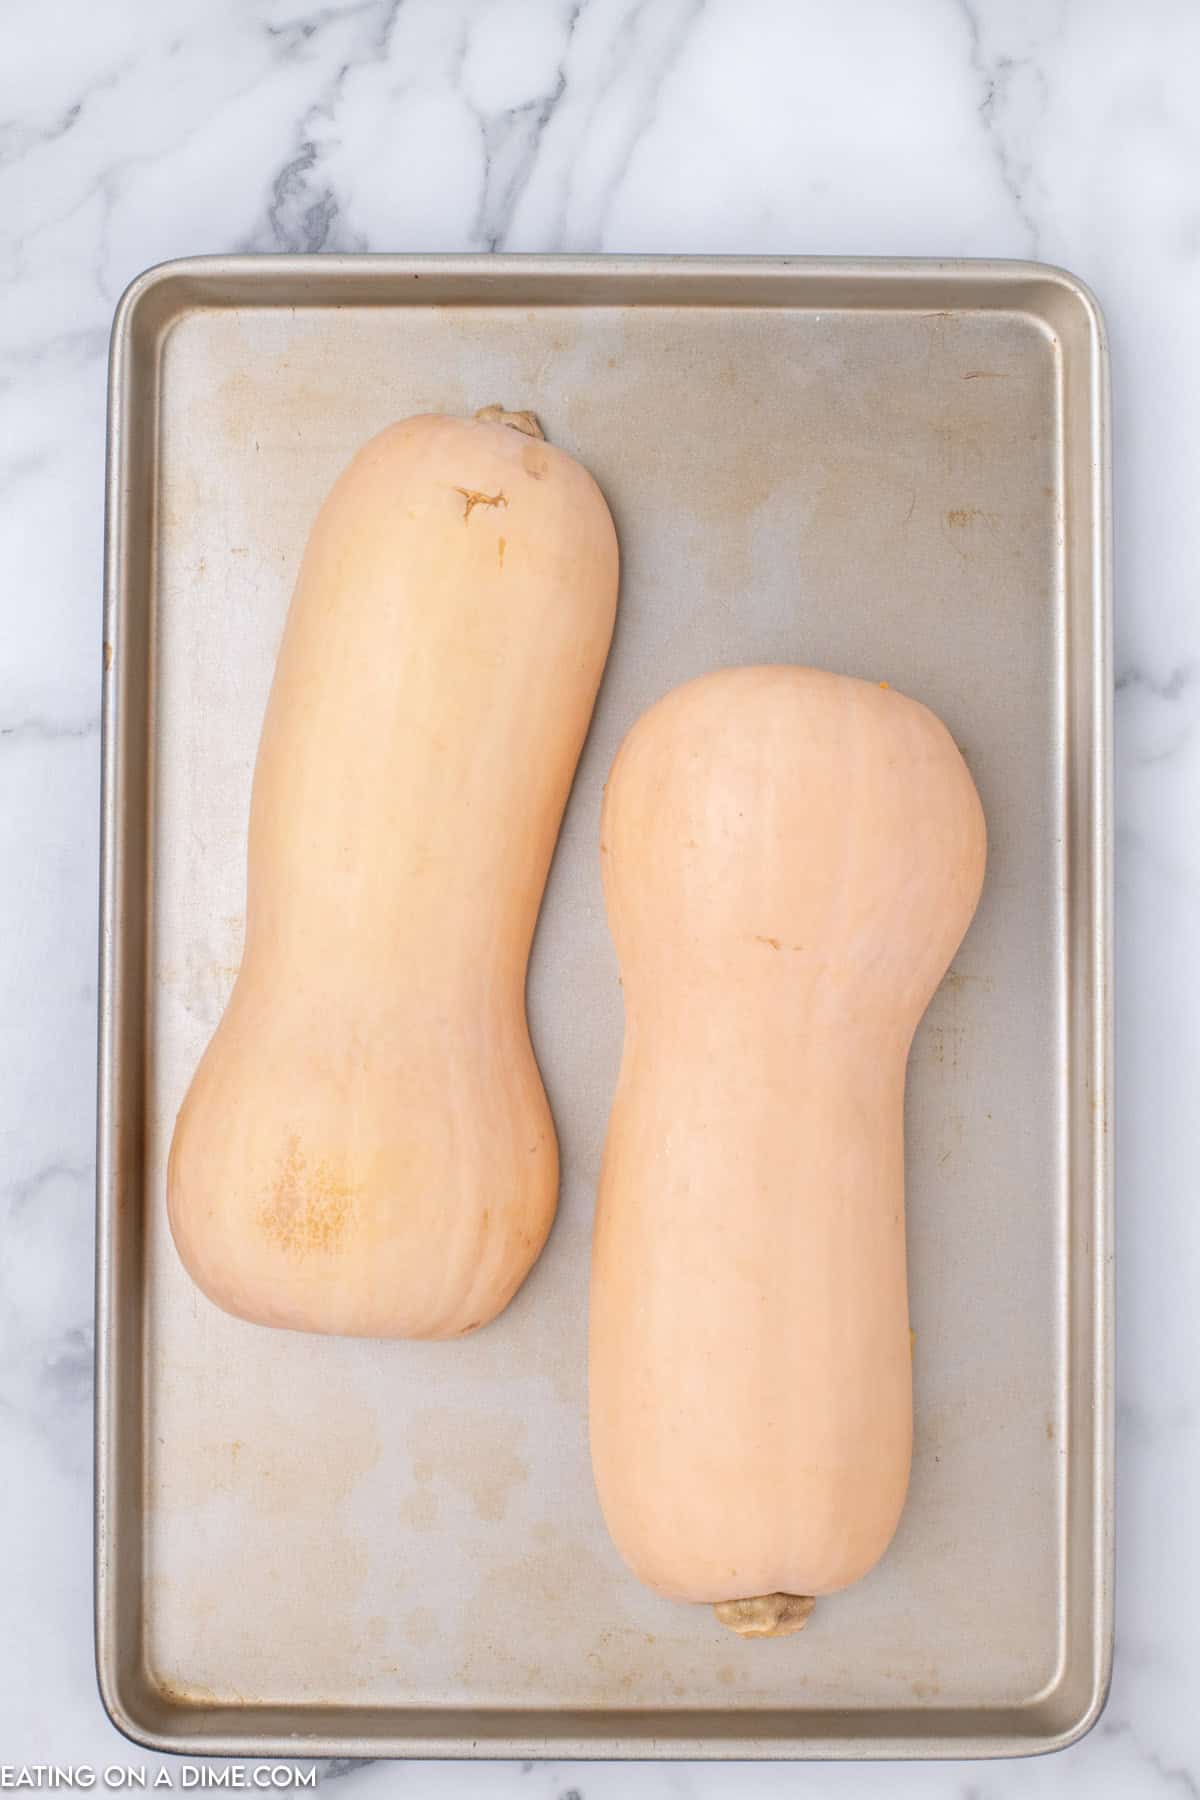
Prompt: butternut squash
<box><xmin>589</xmin><ymin>666</ymin><xmax>985</xmax><ymax>1630</ymax></box>
<box><xmin>168</xmin><ymin>408</ymin><xmax>618</xmax><ymax>1338</ymax></box>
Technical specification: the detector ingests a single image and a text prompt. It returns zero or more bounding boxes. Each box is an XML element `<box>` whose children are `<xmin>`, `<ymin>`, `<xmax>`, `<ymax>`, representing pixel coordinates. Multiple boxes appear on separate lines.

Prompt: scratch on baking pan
<box><xmin>961</xmin><ymin>370</ymin><xmax>1008</xmax><ymax>380</ymax></box>
<box><xmin>454</xmin><ymin>487</ymin><xmax>507</xmax><ymax>522</ymax></box>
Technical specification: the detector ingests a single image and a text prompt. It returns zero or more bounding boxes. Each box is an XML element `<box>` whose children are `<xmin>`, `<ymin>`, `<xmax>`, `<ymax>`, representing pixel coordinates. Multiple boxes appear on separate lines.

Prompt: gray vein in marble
<box><xmin>43</xmin><ymin>1325</ymin><xmax>94</xmax><ymax>1408</ymax></box>
<box><xmin>241</xmin><ymin>0</ymin><xmax>404</xmax><ymax>252</ymax></box>
<box><xmin>0</xmin><ymin>714</ymin><xmax>101</xmax><ymax>745</ymax></box>
<box><xmin>1100</xmin><ymin>1719</ymin><xmax>1200</xmax><ymax>1798</ymax></box>
<box><xmin>1116</xmin><ymin>662</ymin><xmax>1196</xmax><ymax>701</ymax></box>
<box><xmin>467</xmin><ymin>2</ymin><xmax>584</xmax><ymax>252</ymax></box>
<box><xmin>1116</xmin><ymin>823</ymin><xmax>1200</xmax><ymax>905</ymax></box>
<box><xmin>317</xmin><ymin>1758</ymin><xmax>376</xmax><ymax>1781</ymax></box>
<box><xmin>0</xmin><ymin>328</ymin><xmax>109</xmax><ymax>376</ymax></box>
<box><xmin>954</xmin><ymin>0</ymin><xmax>1064</xmax><ymax>256</ymax></box>
<box><xmin>265</xmin><ymin>0</ymin><xmax>383</xmax><ymax>55</ymax></box>
<box><xmin>3</xmin><ymin>1161</ymin><xmax>94</xmax><ymax>1212</ymax></box>
<box><xmin>1118</xmin><ymin>1397</ymin><xmax>1197</xmax><ymax>1445</ymax></box>
<box><xmin>0</xmin><ymin>58</ymin><xmax>132</xmax><ymax>170</ymax></box>
<box><xmin>0</xmin><ymin>450</ymin><xmax>53</xmax><ymax>493</ymax></box>
<box><xmin>498</xmin><ymin>0</ymin><xmax>708</xmax><ymax>252</ymax></box>
<box><xmin>261</xmin><ymin>132</ymin><xmax>362</xmax><ymax>254</ymax></box>
<box><xmin>592</xmin><ymin>0</ymin><xmax>706</xmax><ymax>245</ymax></box>
<box><xmin>1116</xmin><ymin>662</ymin><xmax>1199</xmax><ymax>765</ymax></box>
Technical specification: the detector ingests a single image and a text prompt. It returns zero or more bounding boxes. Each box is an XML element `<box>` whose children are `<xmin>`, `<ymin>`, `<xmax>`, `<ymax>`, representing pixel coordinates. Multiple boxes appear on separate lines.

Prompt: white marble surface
<box><xmin>2</xmin><ymin>0</ymin><xmax>1197</xmax><ymax>1791</ymax></box>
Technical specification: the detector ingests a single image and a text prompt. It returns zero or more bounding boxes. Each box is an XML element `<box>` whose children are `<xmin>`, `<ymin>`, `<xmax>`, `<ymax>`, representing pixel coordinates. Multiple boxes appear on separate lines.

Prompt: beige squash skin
<box><xmin>589</xmin><ymin>666</ymin><xmax>986</xmax><ymax>1612</ymax></box>
<box><xmin>168</xmin><ymin>411</ymin><xmax>618</xmax><ymax>1338</ymax></box>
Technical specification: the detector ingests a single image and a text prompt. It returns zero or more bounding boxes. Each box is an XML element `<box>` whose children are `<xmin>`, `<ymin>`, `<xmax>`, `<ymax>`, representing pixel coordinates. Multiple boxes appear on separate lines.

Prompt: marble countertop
<box><xmin>3</xmin><ymin>0</ymin><xmax>1197</xmax><ymax>1793</ymax></box>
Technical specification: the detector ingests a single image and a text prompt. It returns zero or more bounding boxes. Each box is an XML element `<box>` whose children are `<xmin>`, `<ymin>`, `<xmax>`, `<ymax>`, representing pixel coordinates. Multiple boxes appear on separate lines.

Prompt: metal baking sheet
<box><xmin>96</xmin><ymin>255</ymin><xmax>1111</xmax><ymax>1760</ymax></box>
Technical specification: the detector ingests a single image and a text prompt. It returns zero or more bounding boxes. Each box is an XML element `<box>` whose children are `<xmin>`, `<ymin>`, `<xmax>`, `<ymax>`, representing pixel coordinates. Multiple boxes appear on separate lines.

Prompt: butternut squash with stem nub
<box><xmin>589</xmin><ymin>666</ymin><xmax>986</xmax><ymax>1629</ymax></box>
<box><xmin>168</xmin><ymin>407</ymin><xmax>619</xmax><ymax>1339</ymax></box>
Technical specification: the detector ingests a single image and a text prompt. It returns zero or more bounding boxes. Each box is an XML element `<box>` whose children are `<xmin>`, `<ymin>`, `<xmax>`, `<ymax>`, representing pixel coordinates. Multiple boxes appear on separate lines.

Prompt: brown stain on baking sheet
<box><xmin>565</xmin><ymin>348</ymin><xmax>779</xmax><ymax>598</ymax></box>
<box><xmin>157</xmin><ymin>915</ymin><xmax>246</xmax><ymax>1022</ymax></box>
<box><xmin>457</xmin><ymin>1528</ymin><xmax>654</xmax><ymax>1699</ymax></box>
<box><xmin>145</xmin><ymin>1328</ymin><xmax>384</xmax><ymax>1700</ymax></box>
<box><xmin>940</xmin><ymin>969</ymin><xmax>995</xmax><ymax>993</ymax></box>
<box><xmin>398</xmin><ymin>1486</ymin><xmax>440</xmax><ymax>1531</ymax></box>
<box><xmin>407</xmin><ymin>1408</ymin><xmax>529</xmax><ymax>1524</ymax></box>
<box><xmin>150</xmin><ymin>1345</ymin><xmax>382</xmax><ymax>1518</ymax></box>
<box><xmin>404</xmin><ymin>1605</ymin><xmax>440</xmax><ymax>1648</ymax></box>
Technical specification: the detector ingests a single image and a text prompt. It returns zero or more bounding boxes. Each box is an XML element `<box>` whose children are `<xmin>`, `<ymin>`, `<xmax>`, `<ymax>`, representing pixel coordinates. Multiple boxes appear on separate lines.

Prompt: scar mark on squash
<box><xmin>497</xmin><ymin>535</ymin><xmax>506</xmax><ymax>568</ymax></box>
<box><xmin>257</xmin><ymin>1137</ymin><xmax>358</xmax><ymax>1255</ymax></box>
<box><xmin>522</xmin><ymin>445</ymin><xmax>548</xmax><ymax>480</ymax></box>
<box><xmin>753</xmin><ymin>935</ymin><xmax>782</xmax><ymax>950</ymax></box>
<box><xmin>454</xmin><ymin>487</ymin><xmax>508</xmax><ymax>522</ymax></box>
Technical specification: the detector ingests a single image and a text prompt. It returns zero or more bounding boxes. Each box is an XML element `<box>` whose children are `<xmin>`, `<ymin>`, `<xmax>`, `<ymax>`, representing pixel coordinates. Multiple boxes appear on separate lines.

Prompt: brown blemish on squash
<box><xmin>454</xmin><ymin>486</ymin><xmax>507</xmax><ymax>522</ymax></box>
<box><xmin>521</xmin><ymin>443</ymin><xmax>549</xmax><ymax>480</ymax></box>
<box><xmin>497</xmin><ymin>535</ymin><xmax>506</xmax><ymax>568</ymax></box>
<box><xmin>256</xmin><ymin>1137</ymin><xmax>358</xmax><ymax>1254</ymax></box>
<box><xmin>753</xmin><ymin>934</ymin><xmax>782</xmax><ymax>950</ymax></box>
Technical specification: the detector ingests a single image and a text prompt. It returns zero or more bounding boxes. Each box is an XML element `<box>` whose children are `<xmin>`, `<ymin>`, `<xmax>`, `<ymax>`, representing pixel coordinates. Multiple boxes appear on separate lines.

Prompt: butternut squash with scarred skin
<box><xmin>168</xmin><ymin>408</ymin><xmax>618</xmax><ymax>1338</ymax></box>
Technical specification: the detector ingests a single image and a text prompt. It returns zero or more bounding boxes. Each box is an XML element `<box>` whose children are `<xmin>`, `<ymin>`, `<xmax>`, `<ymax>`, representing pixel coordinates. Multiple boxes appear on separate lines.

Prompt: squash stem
<box><xmin>714</xmin><ymin>1593</ymin><xmax>815</xmax><ymax>1638</ymax></box>
<box><xmin>474</xmin><ymin>404</ymin><xmax>544</xmax><ymax>441</ymax></box>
